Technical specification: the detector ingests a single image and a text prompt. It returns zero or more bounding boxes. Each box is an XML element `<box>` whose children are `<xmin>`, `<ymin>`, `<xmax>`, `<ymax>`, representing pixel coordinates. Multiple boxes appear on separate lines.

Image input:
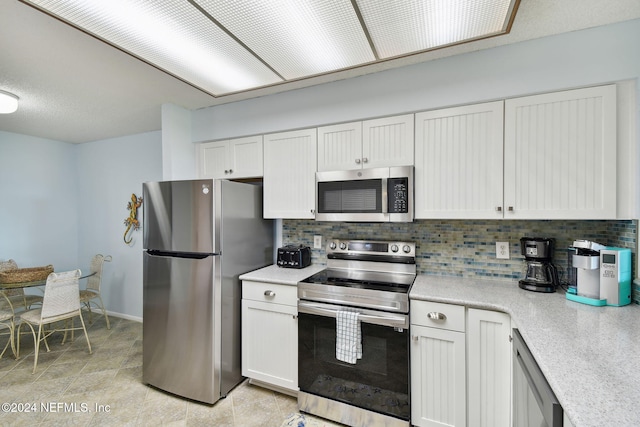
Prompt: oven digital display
<box><xmin>348</xmin><ymin>242</ymin><xmax>389</xmax><ymax>252</ymax></box>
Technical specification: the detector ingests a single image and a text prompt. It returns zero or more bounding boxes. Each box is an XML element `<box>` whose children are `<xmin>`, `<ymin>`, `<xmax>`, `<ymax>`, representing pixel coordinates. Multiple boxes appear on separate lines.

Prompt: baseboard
<box><xmin>105</xmin><ymin>310</ymin><xmax>142</xmax><ymax>323</ymax></box>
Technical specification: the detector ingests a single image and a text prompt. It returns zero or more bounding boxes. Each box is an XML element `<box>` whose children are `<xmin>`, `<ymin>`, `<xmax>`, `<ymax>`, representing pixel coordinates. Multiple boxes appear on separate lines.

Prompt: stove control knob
<box><xmin>329</xmin><ymin>241</ymin><xmax>337</xmax><ymax>250</ymax></box>
<box><xmin>403</xmin><ymin>245</ymin><xmax>412</xmax><ymax>253</ymax></box>
<box><xmin>339</xmin><ymin>242</ymin><xmax>347</xmax><ymax>250</ymax></box>
<box><xmin>391</xmin><ymin>244</ymin><xmax>399</xmax><ymax>253</ymax></box>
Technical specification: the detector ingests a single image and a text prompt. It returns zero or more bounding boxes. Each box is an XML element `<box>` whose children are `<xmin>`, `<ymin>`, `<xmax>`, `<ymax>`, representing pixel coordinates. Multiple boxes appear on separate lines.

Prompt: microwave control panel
<box><xmin>388</xmin><ymin>177</ymin><xmax>409</xmax><ymax>213</ymax></box>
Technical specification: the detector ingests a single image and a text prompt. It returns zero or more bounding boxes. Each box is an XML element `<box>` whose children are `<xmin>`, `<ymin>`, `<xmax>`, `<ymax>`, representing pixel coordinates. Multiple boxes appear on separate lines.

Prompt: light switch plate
<box><xmin>314</xmin><ymin>235</ymin><xmax>322</xmax><ymax>249</ymax></box>
<box><xmin>496</xmin><ymin>241</ymin><xmax>510</xmax><ymax>259</ymax></box>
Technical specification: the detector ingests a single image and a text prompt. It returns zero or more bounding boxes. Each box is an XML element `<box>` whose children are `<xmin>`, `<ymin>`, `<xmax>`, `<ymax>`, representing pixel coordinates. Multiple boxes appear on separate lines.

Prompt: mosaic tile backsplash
<box><xmin>282</xmin><ymin>219</ymin><xmax>639</xmax><ymax>303</ymax></box>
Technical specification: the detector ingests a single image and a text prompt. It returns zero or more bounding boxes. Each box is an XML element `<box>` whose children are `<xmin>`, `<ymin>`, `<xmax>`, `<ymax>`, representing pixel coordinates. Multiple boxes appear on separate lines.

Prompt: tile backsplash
<box><xmin>282</xmin><ymin>219</ymin><xmax>638</xmax><ymax>303</ymax></box>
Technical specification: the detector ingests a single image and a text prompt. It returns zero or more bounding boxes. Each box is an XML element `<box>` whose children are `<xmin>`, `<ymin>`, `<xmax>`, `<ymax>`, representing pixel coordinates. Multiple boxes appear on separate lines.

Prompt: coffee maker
<box><xmin>519</xmin><ymin>237</ymin><xmax>559</xmax><ymax>293</ymax></box>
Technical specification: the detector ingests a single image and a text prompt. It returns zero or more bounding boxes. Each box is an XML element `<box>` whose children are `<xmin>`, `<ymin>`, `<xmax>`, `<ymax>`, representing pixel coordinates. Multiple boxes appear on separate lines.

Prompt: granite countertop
<box><xmin>239</xmin><ymin>264</ymin><xmax>325</xmax><ymax>286</ymax></box>
<box><xmin>411</xmin><ymin>275</ymin><xmax>640</xmax><ymax>427</ymax></box>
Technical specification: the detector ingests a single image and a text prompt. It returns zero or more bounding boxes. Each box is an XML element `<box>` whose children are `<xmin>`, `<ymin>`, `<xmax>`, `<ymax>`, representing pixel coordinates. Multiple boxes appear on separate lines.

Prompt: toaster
<box><xmin>277</xmin><ymin>245</ymin><xmax>311</xmax><ymax>268</ymax></box>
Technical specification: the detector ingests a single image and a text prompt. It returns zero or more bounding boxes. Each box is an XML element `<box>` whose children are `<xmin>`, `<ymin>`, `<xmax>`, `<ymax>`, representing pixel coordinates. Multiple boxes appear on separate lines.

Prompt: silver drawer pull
<box><xmin>427</xmin><ymin>312</ymin><xmax>446</xmax><ymax>321</ymax></box>
<box><xmin>264</xmin><ymin>290</ymin><xmax>276</xmax><ymax>297</ymax></box>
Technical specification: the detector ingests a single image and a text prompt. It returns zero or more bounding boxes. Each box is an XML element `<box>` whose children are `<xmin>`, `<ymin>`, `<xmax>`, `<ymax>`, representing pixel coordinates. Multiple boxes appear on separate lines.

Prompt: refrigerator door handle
<box><xmin>147</xmin><ymin>250</ymin><xmax>220</xmax><ymax>259</ymax></box>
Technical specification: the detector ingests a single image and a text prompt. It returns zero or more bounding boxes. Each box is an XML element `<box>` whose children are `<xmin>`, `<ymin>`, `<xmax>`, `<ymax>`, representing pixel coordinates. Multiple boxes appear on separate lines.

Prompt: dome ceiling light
<box><xmin>0</xmin><ymin>90</ymin><xmax>19</xmax><ymax>114</ymax></box>
<box><xmin>21</xmin><ymin>0</ymin><xmax>519</xmax><ymax>98</ymax></box>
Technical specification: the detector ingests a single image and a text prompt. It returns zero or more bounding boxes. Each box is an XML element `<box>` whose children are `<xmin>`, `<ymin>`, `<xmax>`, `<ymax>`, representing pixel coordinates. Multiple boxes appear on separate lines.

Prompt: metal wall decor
<box><xmin>123</xmin><ymin>193</ymin><xmax>143</xmax><ymax>245</ymax></box>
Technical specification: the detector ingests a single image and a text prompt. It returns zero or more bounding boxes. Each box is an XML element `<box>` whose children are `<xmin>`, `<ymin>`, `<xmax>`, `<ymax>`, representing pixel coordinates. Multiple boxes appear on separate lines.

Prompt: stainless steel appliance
<box><xmin>315</xmin><ymin>166</ymin><xmax>413</xmax><ymax>222</ymax></box>
<box><xmin>277</xmin><ymin>244</ymin><xmax>311</xmax><ymax>268</ymax></box>
<box><xmin>142</xmin><ymin>179</ymin><xmax>273</xmax><ymax>404</ymax></box>
<box><xmin>569</xmin><ymin>239</ymin><xmax>605</xmax><ymax>299</ymax></box>
<box><xmin>512</xmin><ymin>329</ymin><xmax>563</xmax><ymax>427</ymax></box>
<box><xmin>566</xmin><ymin>240</ymin><xmax>632</xmax><ymax>306</ymax></box>
<box><xmin>519</xmin><ymin>237</ymin><xmax>559</xmax><ymax>293</ymax></box>
<box><xmin>297</xmin><ymin>239</ymin><xmax>416</xmax><ymax>427</ymax></box>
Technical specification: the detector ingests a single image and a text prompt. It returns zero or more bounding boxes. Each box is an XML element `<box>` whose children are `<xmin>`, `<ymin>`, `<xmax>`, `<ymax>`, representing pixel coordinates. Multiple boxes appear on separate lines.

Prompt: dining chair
<box><xmin>17</xmin><ymin>269</ymin><xmax>92</xmax><ymax>374</ymax></box>
<box><xmin>0</xmin><ymin>292</ymin><xmax>16</xmax><ymax>359</ymax></box>
<box><xmin>80</xmin><ymin>254</ymin><xmax>112</xmax><ymax>330</ymax></box>
<box><xmin>0</xmin><ymin>259</ymin><xmax>43</xmax><ymax>310</ymax></box>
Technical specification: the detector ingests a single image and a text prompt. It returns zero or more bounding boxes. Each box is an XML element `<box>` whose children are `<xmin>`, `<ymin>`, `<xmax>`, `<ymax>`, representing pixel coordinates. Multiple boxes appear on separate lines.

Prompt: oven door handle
<box><xmin>298</xmin><ymin>301</ymin><xmax>408</xmax><ymax>328</ymax></box>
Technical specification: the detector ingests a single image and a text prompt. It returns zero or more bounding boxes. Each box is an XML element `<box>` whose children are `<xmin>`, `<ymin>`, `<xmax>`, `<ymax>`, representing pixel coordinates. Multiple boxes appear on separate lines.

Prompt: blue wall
<box><xmin>0</xmin><ymin>130</ymin><xmax>162</xmax><ymax>320</ymax></box>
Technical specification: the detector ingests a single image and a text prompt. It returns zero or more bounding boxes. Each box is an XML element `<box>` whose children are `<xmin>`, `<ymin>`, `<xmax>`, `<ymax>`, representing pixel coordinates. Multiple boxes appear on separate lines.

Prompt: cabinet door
<box><xmin>199</xmin><ymin>140</ymin><xmax>229</xmax><ymax>179</ymax></box>
<box><xmin>415</xmin><ymin>102</ymin><xmax>504</xmax><ymax>219</ymax></box>
<box><xmin>228</xmin><ymin>135</ymin><xmax>263</xmax><ymax>178</ymax></box>
<box><xmin>467</xmin><ymin>309</ymin><xmax>512</xmax><ymax>427</ymax></box>
<box><xmin>241</xmin><ymin>299</ymin><xmax>298</xmax><ymax>391</ymax></box>
<box><xmin>317</xmin><ymin>121</ymin><xmax>362</xmax><ymax>171</ymax></box>
<box><xmin>263</xmin><ymin>128</ymin><xmax>317</xmax><ymax>219</ymax></box>
<box><xmin>411</xmin><ymin>325</ymin><xmax>466</xmax><ymax>427</ymax></box>
<box><xmin>504</xmin><ymin>84</ymin><xmax>617</xmax><ymax>219</ymax></box>
<box><xmin>362</xmin><ymin>114</ymin><xmax>414</xmax><ymax>168</ymax></box>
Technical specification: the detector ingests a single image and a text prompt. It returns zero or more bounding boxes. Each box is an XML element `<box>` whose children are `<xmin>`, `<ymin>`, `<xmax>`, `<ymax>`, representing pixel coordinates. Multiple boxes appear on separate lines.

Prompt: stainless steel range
<box><xmin>297</xmin><ymin>239</ymin><xmax>416</xmax><ymax>427</ymax></box>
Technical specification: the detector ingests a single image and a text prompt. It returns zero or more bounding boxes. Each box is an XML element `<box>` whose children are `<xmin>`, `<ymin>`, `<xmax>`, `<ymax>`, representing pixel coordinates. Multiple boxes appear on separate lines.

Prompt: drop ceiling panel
<box><xmin>26</xmin><ymin>0</ymin><xmax>284</xmax><ymax>95</ymax></box>
<box><xmin>196</xmin><ymin>0</ymin><xmax>376</xmax><ymax>80</ymax></box>
<box><xmin>356</xmin><ymin>0</ymin><xmax>517</xmax><ymax>58</ymax></box>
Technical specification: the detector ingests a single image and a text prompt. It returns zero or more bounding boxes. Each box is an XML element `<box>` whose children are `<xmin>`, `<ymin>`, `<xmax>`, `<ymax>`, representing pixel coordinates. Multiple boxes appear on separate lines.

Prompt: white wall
<box><xmin>192</xmin><ymin>18</ymin><xmax>640</xmax><ymax>142</ymax></box>
<box><xmin>0</xmin><ymin>131</ymin><xmax>79</xmax><ymax>270</ymax></box>
<box><xmin>76</xmin><ymin>131</ymin><xmax>162</xmax><ymax>320</ymax></box>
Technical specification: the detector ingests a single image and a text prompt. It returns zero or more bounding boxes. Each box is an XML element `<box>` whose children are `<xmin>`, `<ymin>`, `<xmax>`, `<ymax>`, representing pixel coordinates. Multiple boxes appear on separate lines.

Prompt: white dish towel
<box><xmin>336</xmin><ymin>310</ymin><xmax>362</xmax><ymax>364</ymax></box>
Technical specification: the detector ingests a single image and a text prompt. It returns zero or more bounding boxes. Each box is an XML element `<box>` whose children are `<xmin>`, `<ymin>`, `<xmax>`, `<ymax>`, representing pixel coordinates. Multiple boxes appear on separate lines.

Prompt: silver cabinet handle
<box><xmin>412</xmin><ymin>335</ymin><xmax>419</xmax><ymax>341</ymax></box>
<box><xmin>355</xmin><ymin>158</ymin><xmax>361</xmax><ymax>164</ymax></box>
<box><xmin>508</xmin><ymin>206</ymin><xmax>514</xmax><ymax>212</ymax></box>
<box><xmin>427</xmin><ymin>312</ymin><xmax>446</xmax><ymax>321</ymax></box>
<box><xmin>264</xmin><ymin>290</ymin><xmax>275</xmax><ymax>297</ymax></box>
<box><xmin>496</xmin><ymin>206</ymin><xmax>502</xmax><ymax>212</ymax></box>
<box><xmin>362</xmin><ymin>157</ymin><xmax>368</xmax><ymax>163</ymax></box>
<box><xmin>224</xmin><ymin>170</ymin><xmax>229</xmax><ymax>174</ymax></box>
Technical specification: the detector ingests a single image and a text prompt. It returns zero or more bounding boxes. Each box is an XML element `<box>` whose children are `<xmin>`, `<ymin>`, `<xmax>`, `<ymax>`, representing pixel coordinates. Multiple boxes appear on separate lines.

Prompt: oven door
<box><xmin>298</xmin><ymin>301</ymin><xmax>410</xmax><ymax>423</ymax></box>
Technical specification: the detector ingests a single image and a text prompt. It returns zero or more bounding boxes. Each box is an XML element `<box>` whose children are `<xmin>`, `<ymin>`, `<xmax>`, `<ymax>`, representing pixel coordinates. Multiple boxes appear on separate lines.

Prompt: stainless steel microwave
<box><xmin>315</xmin><ymin>166</ymin><xmax>413</xmax><ymax>222</ymax></box>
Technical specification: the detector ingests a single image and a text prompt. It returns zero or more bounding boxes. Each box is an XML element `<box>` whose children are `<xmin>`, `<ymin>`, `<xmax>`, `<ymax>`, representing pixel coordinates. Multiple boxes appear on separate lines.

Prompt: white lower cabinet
<box><xmin>410</xmin><ymin>302</ymin><xmax>512</xmax><ymax>427</ymax></box>
<box><xmin>467</xmin><ymin>309</ymin><xmax>512</xmax><ymax>427</ymax></box>
<box><xmin>241</xmin><ymin>281</ymin><xmax>298</xmax><ymax>392</ymax></box>
<box><xmin>411</xmin><ymin>301</ymin><xmax>467</xmax><ymax>427</ymax></box>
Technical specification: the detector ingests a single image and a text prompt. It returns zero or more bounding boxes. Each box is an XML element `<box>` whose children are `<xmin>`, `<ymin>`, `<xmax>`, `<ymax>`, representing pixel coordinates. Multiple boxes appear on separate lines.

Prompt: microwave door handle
<box><xmin>298</xmin><ymin>302</ymin><xmax>407</xmax><ymax>328</ymax></box>
<box><xmin>381</xmin><ymin>177</ymin><xmax>388</xmax><ymax>215</ymax></box>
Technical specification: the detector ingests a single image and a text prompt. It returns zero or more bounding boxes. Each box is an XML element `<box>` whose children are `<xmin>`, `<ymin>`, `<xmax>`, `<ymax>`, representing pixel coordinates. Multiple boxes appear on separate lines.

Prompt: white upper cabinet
<box><xmin>317</xmin><ymin>114</ymin><xmax>414</xmax><ymax>171</ymax></box>
<box><xmin>415</xmin><ymin>101</ymin><xmax>504</xmax><ymax>219</ymax></box>
<box><xmin>198</xmin><ymin>135</ymin><xmax>263</xmax><ymax>179</ymax></box>
<box><xmin>504</xmin><ymin>85</ymin><xmax>617</xmax><ymax>219</ymax></box>
<box><xmin>317</xmin><ymin>121</ymin><xmax>362</xmax><ymax>171</ymax></box>
<box><xmin>363</xmin><ymin>114</ymin><xmax>415</xmax><ymax>168</ymax></box>
<box><xmin>263</xmin><ymin>128</ymin><xmax>317</xmax><ymax>219</ymax></box>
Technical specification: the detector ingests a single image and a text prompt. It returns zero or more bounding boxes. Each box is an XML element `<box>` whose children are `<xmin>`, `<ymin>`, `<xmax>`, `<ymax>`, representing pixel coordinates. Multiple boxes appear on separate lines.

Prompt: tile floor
<box><xmin>0</xmin><ymin>314</ymin><xmax>342</xmax><ymax>426</ymax></box>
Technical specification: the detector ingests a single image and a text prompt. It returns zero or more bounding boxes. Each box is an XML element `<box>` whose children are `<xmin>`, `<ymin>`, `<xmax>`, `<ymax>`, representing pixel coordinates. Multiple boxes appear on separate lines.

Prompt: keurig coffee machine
<box><xmin>519</xmin><ymin>237</ymin><xmax>559</xmax><ymax>293</ymax></box>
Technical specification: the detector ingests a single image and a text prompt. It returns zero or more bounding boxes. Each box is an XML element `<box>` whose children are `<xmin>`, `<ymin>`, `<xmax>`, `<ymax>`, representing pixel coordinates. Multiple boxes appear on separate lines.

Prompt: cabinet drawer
<box><xmin>410</xmin><ymin>300</ymin><xmax>465</xmax><ymax>332</ymax></box>
<box><xmin>242</xmin><ymin>281</ymin><xmax>297</xmax><ymax>306</ymax></box>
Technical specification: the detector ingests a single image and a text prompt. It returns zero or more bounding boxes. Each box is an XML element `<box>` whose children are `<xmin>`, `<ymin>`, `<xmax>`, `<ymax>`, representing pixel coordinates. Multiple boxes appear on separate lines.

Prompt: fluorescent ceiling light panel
<box><xmin>196</xmin><ymin>0</ymin><xmax>376</xmax><ymax>80</ymax></box>
<box><xmin>356</xmin><ymin>0</ymin><xmax>517</xmax><ymax>58</ymax></box>
<box><xmin>22</xmin><ymin>0</ymin><xmax>518</xmax><ymax>97</ymax></box>
<box><xmin>25</xmin><ymin>0</ymin><xmax>283</xmax><ymax>95</ymax></box>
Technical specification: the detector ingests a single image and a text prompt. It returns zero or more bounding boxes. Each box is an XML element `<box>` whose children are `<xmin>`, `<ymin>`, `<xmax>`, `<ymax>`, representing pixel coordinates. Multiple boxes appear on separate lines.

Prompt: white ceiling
<box><xmin>1</xmin><ymin>0</ymin><xmax>639</xmax><ymax>144</ymax></box>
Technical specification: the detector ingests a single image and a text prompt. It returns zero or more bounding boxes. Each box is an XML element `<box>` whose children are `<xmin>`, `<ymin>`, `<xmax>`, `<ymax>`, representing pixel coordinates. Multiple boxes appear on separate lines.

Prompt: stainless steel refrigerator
<box><xmin>142</xmin><ymin>179</ymin><xmax>273</xmax><ymax>404</ymax></box>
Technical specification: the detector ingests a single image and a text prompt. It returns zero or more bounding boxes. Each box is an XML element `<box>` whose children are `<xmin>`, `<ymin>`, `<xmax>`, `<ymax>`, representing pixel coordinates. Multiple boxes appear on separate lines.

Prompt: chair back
<box><xmin>0</xmin><ymin>260</ymin><xmax>22</xmax><ymax>299</ymax></box>
<box><xmin>0</xmin><ymin>259</ymin><xmax>17</xmax><ymax>272</ymax></box>
<box><xmin>41</xmin><ymin>270</ymin><xmax>81</xmax><ymax>319</ymax></box>
<box><xmin>86</xmin><ymin>254</ymin><xmax>112</xmax><ymax>293</ymax></box>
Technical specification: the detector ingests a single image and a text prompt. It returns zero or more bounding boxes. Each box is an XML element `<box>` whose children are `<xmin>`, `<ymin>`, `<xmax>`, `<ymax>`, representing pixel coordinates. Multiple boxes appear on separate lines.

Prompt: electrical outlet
<box><xmin>314</xmin><ymin>235</ymin><xmax>322</xmax><ymax>249</ymax></box>
<box><xmin>496</xmin><ymin>241</ymin><xmax>510</xmax><ymax>259</ymax></box>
